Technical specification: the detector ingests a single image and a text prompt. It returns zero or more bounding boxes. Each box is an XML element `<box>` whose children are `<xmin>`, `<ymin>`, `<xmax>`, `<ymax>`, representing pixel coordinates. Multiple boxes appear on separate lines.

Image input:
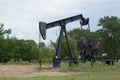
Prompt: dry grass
<box><xmin>0</xmin><ymin>64</ymin><xmax>77</xmax><ymax>77</ymax></box>
<box><xmin>0</xmin><ymin>65</ymin><xmax>36</xmax><ymax>77</ymax></box>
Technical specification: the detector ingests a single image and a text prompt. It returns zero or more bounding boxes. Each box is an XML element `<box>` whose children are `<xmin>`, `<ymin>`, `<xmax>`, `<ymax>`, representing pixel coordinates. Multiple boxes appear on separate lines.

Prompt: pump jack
<box><xmin>39</xmin><ymin>14</ymin><xmax>89</xmax><ymax>68</ymax></box>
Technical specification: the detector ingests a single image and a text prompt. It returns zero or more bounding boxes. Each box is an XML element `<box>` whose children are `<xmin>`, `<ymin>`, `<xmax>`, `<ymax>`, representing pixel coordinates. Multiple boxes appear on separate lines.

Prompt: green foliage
<box><xmin>0</xmin><ymin>23</ymin><xmax>11</xmax><ymax>37</ymax></box>
<box><xmin>60</xmin><ymin>37</ymin><xmax>78</xmax><ymax>58</ymax></box>
<box><xmin>97</xmin><ymin>16</ymin><xmax>120</xmax><ymax>57</ymax></box>
<box><xmin>68</xmin><ymin>28</ymin><xmax>91</xmax><ymax>42</ymax></box>
<box><xmin>0</xmin><ymin>22</ymin><xmax>55</xmax><ymax>64</ymax></box>
<box><xmin>0</xmin><ymin>24</ymin><xmax>12</xmax><ymax>63</ymax></box>
<box><xmin>39</xmin><ymin>42</ymin><xmax>55</xmax><ymax>62</ymax></box>
<box><xmin>0</xmin><ymin>23</ymin><xmax>40</xmax><ymax>63</ymax></box>
<box><xmin>60</xmin><ymin>62</ymin><xmax>120</xmax><ymax>72</ymax></box>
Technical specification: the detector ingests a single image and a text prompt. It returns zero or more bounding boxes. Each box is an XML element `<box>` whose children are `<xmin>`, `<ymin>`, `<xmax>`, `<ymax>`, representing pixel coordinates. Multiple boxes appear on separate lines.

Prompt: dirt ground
<box><xmin>0</xmin><ymin>64</ymin><xmax>77</xmax><ymax>77</ymax></box>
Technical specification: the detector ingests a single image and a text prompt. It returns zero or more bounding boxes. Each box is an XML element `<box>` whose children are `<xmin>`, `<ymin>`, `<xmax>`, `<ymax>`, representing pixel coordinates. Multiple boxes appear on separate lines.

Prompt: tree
<box><xmin>60</xmin><ymin>36</ymin><xmax>78</xmax><ymax>58</ymax></box>
<box><xmin>97</xmin><ymin>16</ymin><xmax>120</xmax><ymax>57</ymax></box>
<box><xmin>0</xmin><ymin>23</ymin><xmax>11</xmax><ymax>38</ymax></box>
<box><xmin>15</xmin><ymin>40</ymin><xmax>39</xmax><ymax>62</ymax></box>
<box><xmin>0</xmin><ymin>23</ymin><xmax>12</xmax><ymax>63</ymax></box>
<box><xmin>38</xmin><ymin>42</ymin><xmax>54</xmax><ymax>62</ymax></box>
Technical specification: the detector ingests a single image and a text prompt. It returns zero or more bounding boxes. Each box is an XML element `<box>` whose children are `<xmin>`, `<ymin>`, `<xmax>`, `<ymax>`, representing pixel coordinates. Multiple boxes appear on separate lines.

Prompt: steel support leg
<box><xmin>53</xmin><ymin>27</ymin><xmax>63</xmax><ymax>68</ymax></box>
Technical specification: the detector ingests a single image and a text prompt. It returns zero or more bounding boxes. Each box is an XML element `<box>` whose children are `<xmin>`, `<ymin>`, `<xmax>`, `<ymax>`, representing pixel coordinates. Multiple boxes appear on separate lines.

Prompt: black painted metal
<box><xmin>95</xmin><ymin>58</ymin><xmax>115</xmax><ymax>65</ymax></box>
<box><xmin>95</xmin><ymin>58</ymin><xmax>114</xmax><ymax>61</ymax></box>
<box><xmin>46</xmin><ymin>14</ymin><xmax>85</xmax><ymax>29</ymax></box>
<box><xmin>55</xmin><ymin>27</ymin><xmax>64</xmax><ymax>58</ymax></box>
<box><xmin>53</xmin><ymin>25</ymin><xmax>76</xmax><ymax>68</ymax></box>
<box><xmin>78</xmin><ymin>18</ymin><xmax>99</xmax><ymax>65</ymax></box>
<box><xmin>53</xmin><ymin>58</ymin><xmax>78</xmax><ymax>62</ymax></box>
<box><xmin>39</xmin><ymin>14</ymin><xmax>88</xmax><ymax>40</ymax></box>
<box><xmin>39</xmin><ymin>14</ymin><xmax>88</xmax><ymax>68</ymax></box>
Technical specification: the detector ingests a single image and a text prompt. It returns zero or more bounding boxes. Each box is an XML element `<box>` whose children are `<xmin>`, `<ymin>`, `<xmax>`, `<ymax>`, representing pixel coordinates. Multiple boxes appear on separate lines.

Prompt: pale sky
<box><xmin>0</xmin><ymin>0</ymin><xmax>120</xmax><ymax>44</ymax></box>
